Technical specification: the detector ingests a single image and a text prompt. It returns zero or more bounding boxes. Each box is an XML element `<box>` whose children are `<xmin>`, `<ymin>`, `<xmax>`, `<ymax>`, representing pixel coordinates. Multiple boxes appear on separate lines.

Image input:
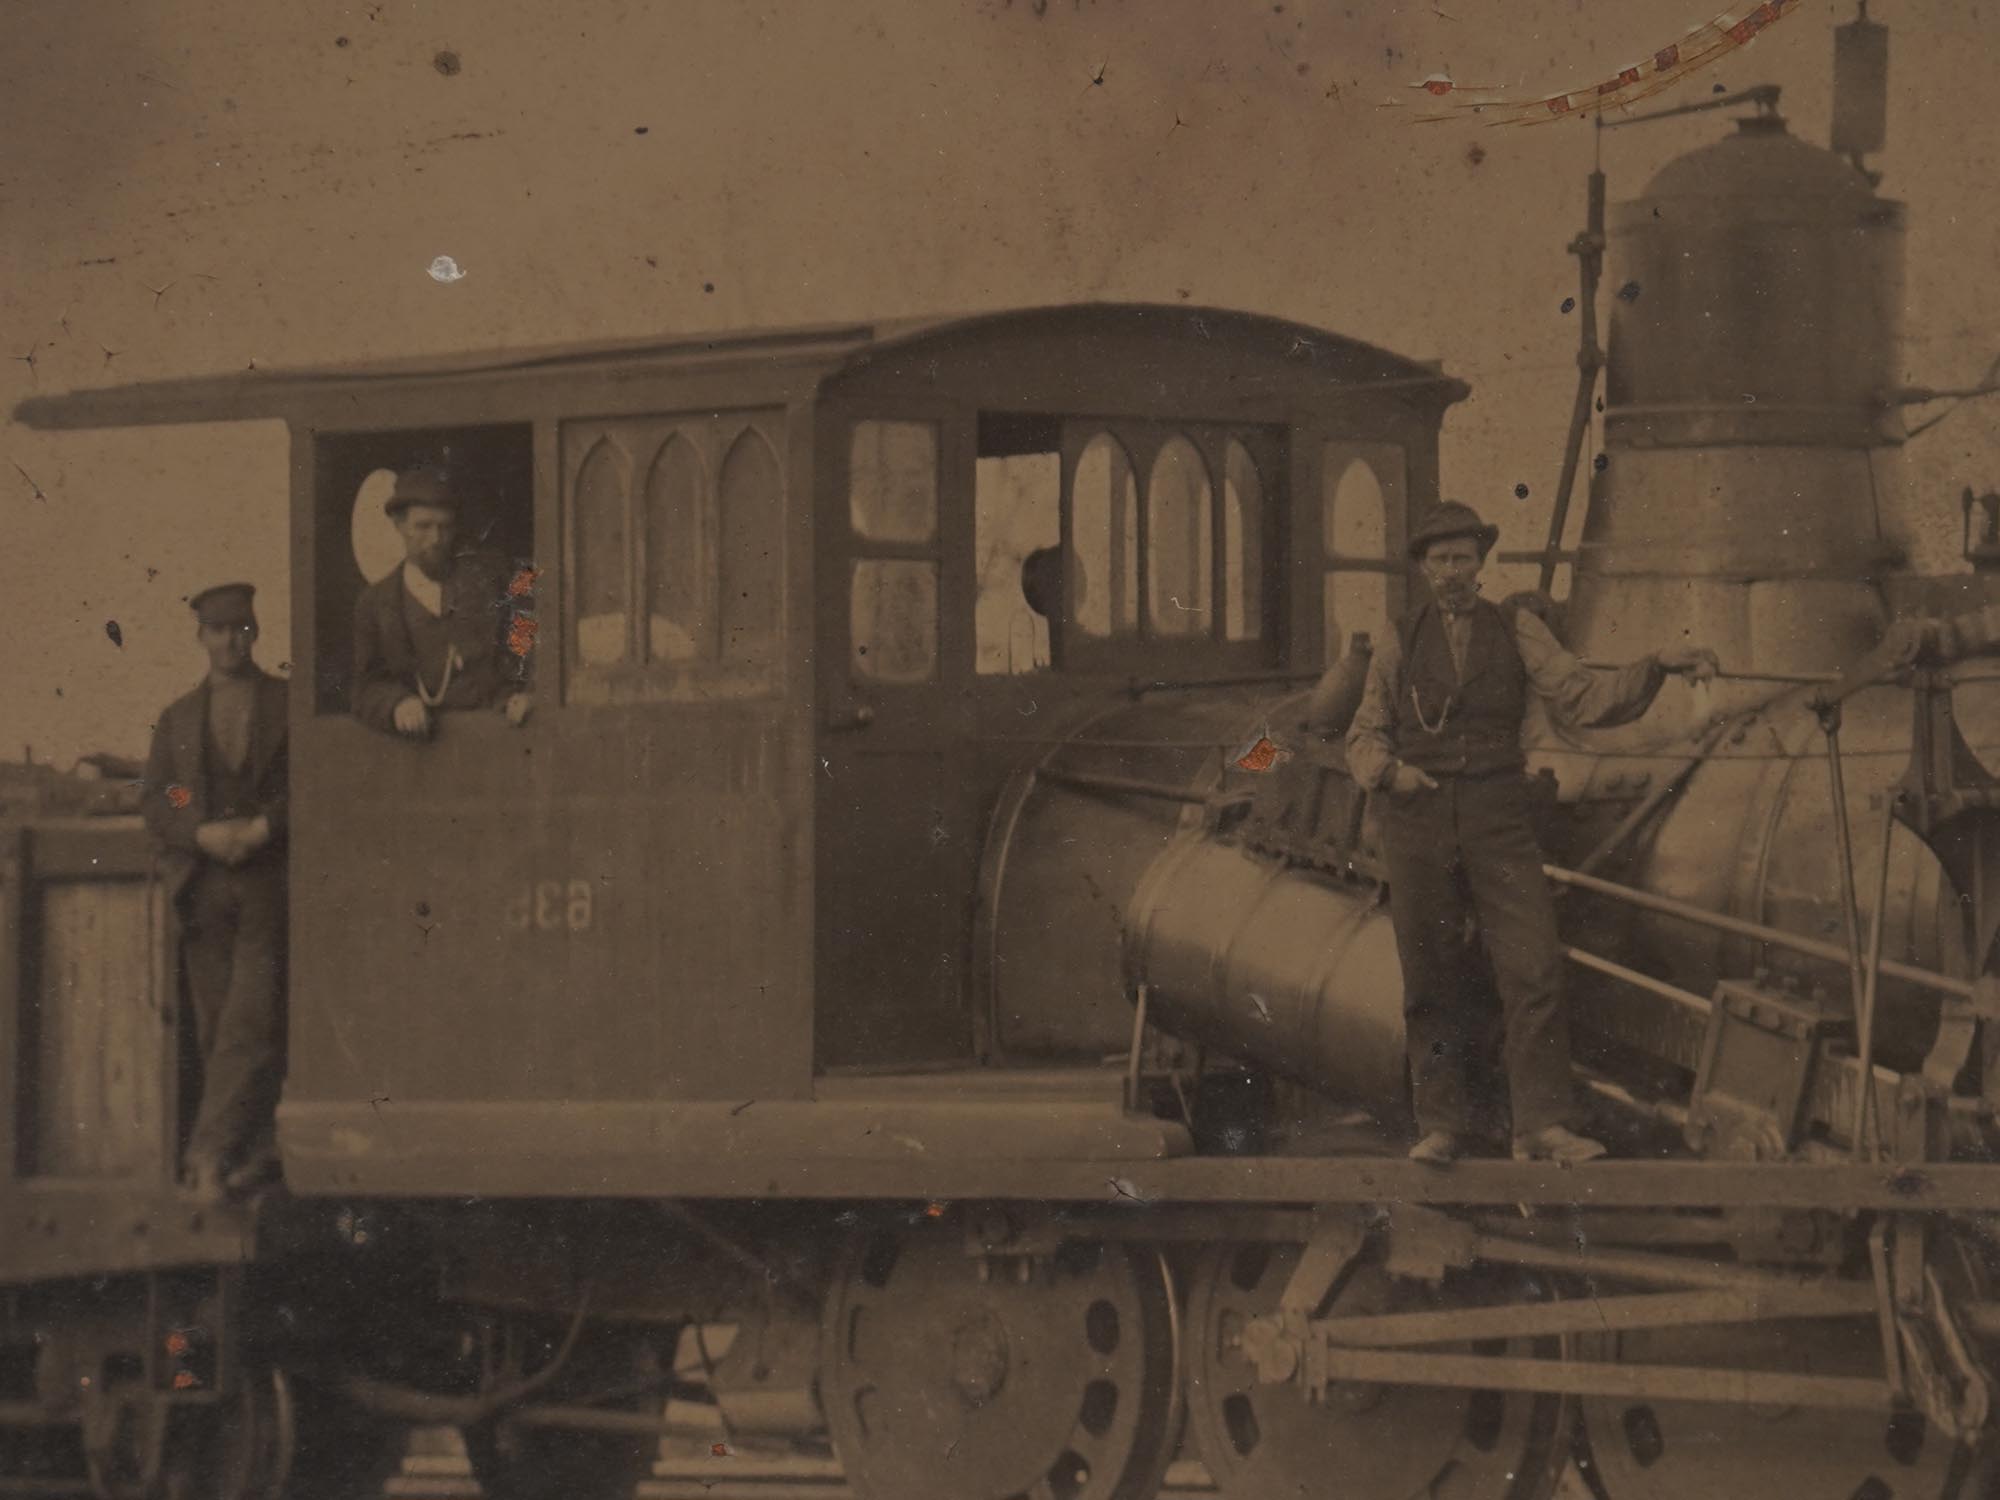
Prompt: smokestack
<box><xmin>1832</xmin><ymin>1</ymin><xmax>1888</xmax><ymax>161</ymax></box>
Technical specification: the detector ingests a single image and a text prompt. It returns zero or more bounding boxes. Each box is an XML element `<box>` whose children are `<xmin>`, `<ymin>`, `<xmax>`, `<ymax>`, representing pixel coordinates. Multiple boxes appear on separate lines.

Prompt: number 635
<box><xmin>505</xmin><ymin>879</ymin><xmax>594</xmax><ymax>932</ymax></box>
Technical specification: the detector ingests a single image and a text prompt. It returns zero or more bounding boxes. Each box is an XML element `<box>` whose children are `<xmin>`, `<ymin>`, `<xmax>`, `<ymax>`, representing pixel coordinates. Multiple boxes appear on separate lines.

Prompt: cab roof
<box><xmin>11</xmin><ymin>301</ymin><xmax>1464</xmax><ymax>431</ymax></box>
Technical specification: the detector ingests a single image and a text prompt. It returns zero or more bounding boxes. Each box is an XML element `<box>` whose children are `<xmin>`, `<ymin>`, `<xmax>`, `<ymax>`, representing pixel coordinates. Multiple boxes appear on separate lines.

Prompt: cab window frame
<box><xmin>1056</xmin><ymin>417</ymin><xmax>1282</xmax><ymax>677</ymax></box>
<box><xmin>559</xmin><ymin>409</ymin><xmax>787</xmax><ymax>706</ymax></box>
<box><xmin>1319</xmin><ymin>440</ymin><xmax>1408</xmax><ymax>663</ymax></box>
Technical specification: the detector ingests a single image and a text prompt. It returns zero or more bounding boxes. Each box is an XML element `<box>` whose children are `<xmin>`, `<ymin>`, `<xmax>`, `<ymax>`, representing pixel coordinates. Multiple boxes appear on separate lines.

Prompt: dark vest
<box><xmin>1393</xmin><ymin>599</ymin><xmax>1529</xmax><ymax>778</ymax></box>
<box><xmin>401</xmin><ymin>574</ymin><xmax>510</xmax><ymax>711</ymax></box>
<box><xmin>205</xmin><ymin>727</ymin><xmax>261</xmax><ymax>821</ymax></box>
<box><xmin>202</xmin><ymin>692</ymin><xmax>281</xmax><ymax>873</ymax></box>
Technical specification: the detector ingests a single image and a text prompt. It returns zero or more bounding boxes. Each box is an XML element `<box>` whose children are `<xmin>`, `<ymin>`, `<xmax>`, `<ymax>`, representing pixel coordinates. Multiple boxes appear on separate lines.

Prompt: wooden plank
<box><xmin>0</xmin><ymin>1183</ymin><xmax>254</xmax><ymax>1286</ymax></box>
<box><xmin>31</xmin><ymin>881</ymin><xmax>161</xmax><ymax>1178</ymax></box>
<box><xmin>26</xmin><ymin>820</ymin><xmax>151</xmax><ymax>879</ymax></box>
<box><xmin>276</xmin><ymin>1099</ymin><xmax>2000</xmax><ymax>1209</ymax></box>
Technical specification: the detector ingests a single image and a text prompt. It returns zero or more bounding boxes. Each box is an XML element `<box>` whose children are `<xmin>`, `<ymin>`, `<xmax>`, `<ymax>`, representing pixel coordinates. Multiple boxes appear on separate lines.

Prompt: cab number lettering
<box><xmin>506</xmin><ymin>879</ymin><xmax>595</xmax><ymax>933</ymax></box>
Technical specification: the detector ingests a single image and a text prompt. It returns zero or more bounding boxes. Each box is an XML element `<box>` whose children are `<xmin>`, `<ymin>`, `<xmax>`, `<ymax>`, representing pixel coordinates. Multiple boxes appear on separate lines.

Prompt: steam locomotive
<box><xmin>8</xmin><ymin>13</ymin><xmax>2000</xmax><ymax>1500</ymax></box>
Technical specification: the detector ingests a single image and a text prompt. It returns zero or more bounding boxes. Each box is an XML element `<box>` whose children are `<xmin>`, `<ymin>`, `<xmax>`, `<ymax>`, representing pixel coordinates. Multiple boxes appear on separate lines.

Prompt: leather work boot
<box><xmin>1512</xmin><ymin>1125</ymin><xmax>1608</xmax><ymax>1164</ymax></box>
<box><xmin>1407</xmin><ymin>1130</ymin><xmax>1465</xmax><ymax>1166</ymax></box>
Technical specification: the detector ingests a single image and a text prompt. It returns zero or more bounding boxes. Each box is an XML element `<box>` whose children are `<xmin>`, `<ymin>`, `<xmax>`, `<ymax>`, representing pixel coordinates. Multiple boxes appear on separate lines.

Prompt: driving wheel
<box><xmin>820</xmin><ymin>1225</ymin><xmax>1181</xmax><ymax>1500</ymax></box>
<box><xmin>1184</xmin><ymin>1242</ymin><xmax>1569</xmax><ymax>1500</ymax></box>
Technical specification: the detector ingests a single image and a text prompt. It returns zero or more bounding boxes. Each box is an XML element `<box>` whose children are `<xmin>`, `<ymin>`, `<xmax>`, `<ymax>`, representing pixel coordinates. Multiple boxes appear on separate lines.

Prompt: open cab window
<box><xmin>313</xmin><ymin>424</ymin><xmax>534</xmax><ymax>716</ymax></box>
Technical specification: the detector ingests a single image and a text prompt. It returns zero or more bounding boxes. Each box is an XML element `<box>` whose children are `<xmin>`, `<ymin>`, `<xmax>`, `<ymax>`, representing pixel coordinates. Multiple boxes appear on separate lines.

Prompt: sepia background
<box><xmin>3</xmin><ymin>0</ymin><xmax>1995</xmax><ymax>766</ymax></box>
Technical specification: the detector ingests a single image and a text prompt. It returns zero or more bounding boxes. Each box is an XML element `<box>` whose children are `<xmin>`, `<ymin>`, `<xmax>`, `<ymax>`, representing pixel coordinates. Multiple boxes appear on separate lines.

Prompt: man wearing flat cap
<box><xmin>1347</xmin><ymin>501</ymin><xmax>1719</xmax><ymax>1166</ymax></box>
<box><xmin>352</xmin><ymin>466</ymin><xmax>532</xmax><ymax>739</ymax></box>
<box><xmin>142</xmin><ymin>583</ymin><xmax>289</xmax><ymax>1203</ymax></box>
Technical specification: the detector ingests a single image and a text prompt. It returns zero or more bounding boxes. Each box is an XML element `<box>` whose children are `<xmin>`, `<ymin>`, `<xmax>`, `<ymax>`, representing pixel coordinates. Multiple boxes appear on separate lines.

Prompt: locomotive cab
<box><xmin>12</xmin><ymin>304</ymin><xmax>1463</xmax><ymax>1198</ymax></box>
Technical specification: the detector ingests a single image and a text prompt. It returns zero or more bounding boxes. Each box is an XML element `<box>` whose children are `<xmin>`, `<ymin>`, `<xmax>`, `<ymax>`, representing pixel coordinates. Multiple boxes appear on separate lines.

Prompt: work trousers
<box><xmin>180</xmin><ymin>863</ymin><xmax>286</xmax><ymax>1167</ymax></box>
<box><xmin>1375</xmin><ymin>772</ymin><xmax>1575</xmax><ymax>1139</ymax></box>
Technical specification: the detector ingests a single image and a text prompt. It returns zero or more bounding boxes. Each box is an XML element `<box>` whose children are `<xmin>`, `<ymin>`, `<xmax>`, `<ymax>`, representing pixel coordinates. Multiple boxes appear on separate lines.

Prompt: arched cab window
<box><xmin>562</xmin><ymin>412</ymin><xmax>785</xmax><ymax>703</ymax></box>
<box><xmin>1321</xmin><ymin>442</ymin><xmax>1407</xmax><ymax>661</ymax></box>
<box><xmin>1019</xmin><ymin>422</ymin><xmax>1276</xmax><ymax>674</ymax></box>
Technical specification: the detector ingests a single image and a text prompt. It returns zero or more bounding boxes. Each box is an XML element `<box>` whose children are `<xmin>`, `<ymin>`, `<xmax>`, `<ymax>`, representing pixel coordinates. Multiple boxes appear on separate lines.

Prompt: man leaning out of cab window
<box><xmin>351</xmin><ymin>466</ymin><xmax>533</xmax><ymax>740</ymax></box>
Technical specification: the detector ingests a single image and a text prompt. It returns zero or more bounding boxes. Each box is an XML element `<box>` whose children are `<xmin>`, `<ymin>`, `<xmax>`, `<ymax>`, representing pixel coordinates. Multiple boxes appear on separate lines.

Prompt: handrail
<box><xmin>1544</xmin><ymin>863</ymin><xmax>1982</xmax><ymax>1005</ymax></box>
<box><xmin>1580</xmin><ymin>660</ymin><xmax>1844</xmax><ymax>686</ymax></box>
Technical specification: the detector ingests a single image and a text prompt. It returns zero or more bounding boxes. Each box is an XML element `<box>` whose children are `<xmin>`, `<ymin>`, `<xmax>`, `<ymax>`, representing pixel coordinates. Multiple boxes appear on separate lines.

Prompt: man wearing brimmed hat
<box><xmin>352</xmin><ymin>465</ymin><xmax>532</xmax><ymax>739</ymax></box>
<box><xmin>1347</xmin><ymin>501</ymin><xmax>1718</xmax><ymax>1165</ymax></box>
<box><xmin>142</xmin><ymin>583</ymin><xmax>289</xmax><ymax>1203</ymax></box>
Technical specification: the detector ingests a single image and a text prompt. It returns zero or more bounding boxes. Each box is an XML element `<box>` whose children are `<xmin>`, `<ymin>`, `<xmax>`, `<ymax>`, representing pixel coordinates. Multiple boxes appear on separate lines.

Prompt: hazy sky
<box><xmin>4</xmin><ymin>0</ymin><xmax>1996</xmax><ymax>763</ymax></box>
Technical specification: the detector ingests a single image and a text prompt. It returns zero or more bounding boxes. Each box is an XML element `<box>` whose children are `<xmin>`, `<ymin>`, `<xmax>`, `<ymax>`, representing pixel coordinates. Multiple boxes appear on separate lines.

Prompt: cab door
<box><xmin>814</xmin><ymin>404</ymin><xmax>976</xmax><ymax>1069</ymax></box>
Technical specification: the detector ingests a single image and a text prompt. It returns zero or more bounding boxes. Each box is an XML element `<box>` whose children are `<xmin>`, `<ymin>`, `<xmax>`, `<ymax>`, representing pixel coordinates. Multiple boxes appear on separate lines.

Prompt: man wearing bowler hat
<box><xmin>143</xmin><ymin>583</ymin><xmax>289</xmax><ymax>1203</ymax></box>
<box><xmin>352</xmin><ymin>465</ymin><xmax>532</xmax><ymax>739</ymax></box>
<box><xmin>1347</xmin><ymin>501</ymin><xmax>1719</xmax><ymax>1165</ymax></box>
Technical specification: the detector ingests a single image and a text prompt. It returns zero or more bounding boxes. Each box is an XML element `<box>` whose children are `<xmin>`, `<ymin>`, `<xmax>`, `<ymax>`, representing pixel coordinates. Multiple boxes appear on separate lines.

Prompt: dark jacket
<box><xmin>142</xmin><ymin>668</ymin><xmax>289</xmax><ymax>903</ymax></box>
<box><xmin>1393</xmin><ymin>599</ymin><xmax>1531</xmax><ymax>778</ymax></box>
<box><xmin>351</xmin><ymin>553</ymin><xmax>526</xmax><ymax>734</ymax></box>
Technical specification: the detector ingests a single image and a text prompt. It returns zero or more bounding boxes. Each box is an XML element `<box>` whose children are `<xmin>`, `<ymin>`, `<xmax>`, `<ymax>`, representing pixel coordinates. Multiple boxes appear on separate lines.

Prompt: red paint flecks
<box><xmin>507</xmin><ymin>615</ymin><xmax>539</xmax><ymax>657</ymax></box>
<box><xmin>710</xmin><ymin>1442</ymin><xmax>734</xmax><ymax>1458</ymax></box>
<box><xmin>924</xmin><ymin>1201</ymin><xmax>947</xmax><ymax>1219</ymax></box>
<box><xmin>507</xmin><ymin>567</ymin><xmax>540</xmax><ymax>598</ymax></box>
<box><xmin>1236</xmin><ymin>737</ymin><xmax>1283</xmax><ymax>773</ymax></box>
<box><xmin>166</xmin><ymin>785</ymin><xmax>192</xmax><ymax>809</ymax></box>
<box><xmin>164</xmin><ymin>1331</ymin><xmax>190</xmax><ymax>1357</ymax></box>
<box><xmin>171</xmin><ymin>1371</ymin><xmax>199</xmax><ymax>1390</ymax></box>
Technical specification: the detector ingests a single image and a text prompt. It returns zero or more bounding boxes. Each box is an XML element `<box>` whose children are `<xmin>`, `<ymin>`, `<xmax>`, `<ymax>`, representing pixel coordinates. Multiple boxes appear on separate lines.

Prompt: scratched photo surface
<box><xmin>5</xmin><ymin>2</ymin><xmax>2000</xmax><ymax>1498</ymax></box>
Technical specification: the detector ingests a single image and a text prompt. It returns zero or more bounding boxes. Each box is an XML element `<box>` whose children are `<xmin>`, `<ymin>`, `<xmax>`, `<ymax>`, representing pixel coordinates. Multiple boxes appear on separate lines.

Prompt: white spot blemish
<box><xmin>427</xmin><ymin>255</ymin><xmax>466</xmax><ymax>283</ymax></box>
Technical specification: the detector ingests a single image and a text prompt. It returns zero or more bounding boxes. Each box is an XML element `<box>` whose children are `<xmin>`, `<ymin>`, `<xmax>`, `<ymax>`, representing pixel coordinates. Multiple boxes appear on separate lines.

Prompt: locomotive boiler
<box><xmin>8</xmin><ymin>13</ymin><xmax>2000</xmax><ymax>1500</ymax></box>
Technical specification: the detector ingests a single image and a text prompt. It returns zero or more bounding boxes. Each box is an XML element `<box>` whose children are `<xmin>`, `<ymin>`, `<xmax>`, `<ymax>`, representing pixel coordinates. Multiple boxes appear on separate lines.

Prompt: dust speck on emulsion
<box><xmin>427</xmin><ymin>256</ymin><xmax>466</xmax><ymax>284</ymax></box>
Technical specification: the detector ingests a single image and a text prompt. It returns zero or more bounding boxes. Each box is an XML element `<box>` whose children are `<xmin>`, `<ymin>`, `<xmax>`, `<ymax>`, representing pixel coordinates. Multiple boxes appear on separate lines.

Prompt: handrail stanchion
<box><xmin>1854</xmin><ymin>798</ymin><xmax>1898</xmax><ymax>1159</ymax></box>
<box><xmin>1816</xmin><ymin>699</ymin><xmax>1875</xmax><ymax>1050</ymax></box>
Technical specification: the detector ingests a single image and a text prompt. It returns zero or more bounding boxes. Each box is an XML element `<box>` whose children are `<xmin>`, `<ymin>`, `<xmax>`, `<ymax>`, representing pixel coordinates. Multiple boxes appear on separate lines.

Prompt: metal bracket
<box><xmin>1685</xmin><ymin>979</ymin><xmax>1830</xmax><ymax>1159</ymax></box>
<box><xmin>1868</xmin><ymin>1214</ymin><xmax>1992</xmax><ymax>1441</ymax></box>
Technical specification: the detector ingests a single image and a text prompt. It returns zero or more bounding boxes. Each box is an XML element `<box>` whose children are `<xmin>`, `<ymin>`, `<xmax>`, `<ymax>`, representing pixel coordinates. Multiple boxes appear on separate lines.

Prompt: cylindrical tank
<box><xmin>1122</xmin><ymin>838</ymin><xmax>1407</xmax><ymax>1106</ymax></box>
<box><xmin>975</xmin><ymin>693</ymin><xmax>1261</xmax><ymax>1059</ymax></box>
<box><xmin>1565</xmin><ymin>114</ymin><xmax>1906</xmax><ymax>686</ymax></box>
